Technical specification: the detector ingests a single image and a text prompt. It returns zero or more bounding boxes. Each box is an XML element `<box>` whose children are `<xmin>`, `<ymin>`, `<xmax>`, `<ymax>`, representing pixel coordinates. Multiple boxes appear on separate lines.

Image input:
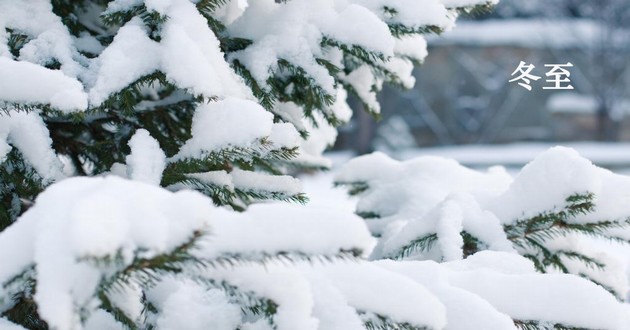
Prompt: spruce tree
<box><xmin>0</xmin><ymin>0</ymin><xmax>496</xmax><ymax>228</ymax></box>
<box><xmin>0</xmin><ymin>0</ymin><xmax>512</xmax><ymax>329</ymax></box>
<box><xmin>3</xmin><ymin>1</ymin><xmax>627</xmax><ymax>330</ymax></box>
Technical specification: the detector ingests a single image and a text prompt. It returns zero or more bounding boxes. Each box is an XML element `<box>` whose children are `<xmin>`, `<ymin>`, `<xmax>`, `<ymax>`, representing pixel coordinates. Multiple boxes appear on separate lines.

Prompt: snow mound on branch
<box><xmin>89</xmin><ymin>0</ymin><xmax>251</xmax><ymax>106</ymax></box>
<box><xmin>126</xmin><ymin>129</ymin><xmax>166</xmax><ymax>186</ymax></box>
<box><xmin>0</xmin><ymin>58</ymin><xmax>87</xmax><ymax>112</ymax></box>
<box><xmin>336</xmin><ymin>147</ymin><xmax>630</xmax><ymax>298</ymax></box>
<box><xmin>0</xmin><ymin>318</ymin><xmax>26</xmax><ymax>330</ymax></box>
<box><xmin>0</xmin><ymin>0</ymin><xmax>83</xmax><ymax>77</ymax></box>
<box><xmin>0</xmin><ymin>176</ymin><xmax>377</xmax><ymax>329</ymax></box>
<box><xmin>352</xmin><ymin>0</ymin><xmax>456</xmax><ymax>31</ymax></box>
<box><xmin>147</xmin><ymin>277</ymin><xmax>242</xmax><ymax>330</ymax></box>
<box><xmin>379</xmin><ymin>251</ymin><xmax>630</xmax><ymax>330</ymax></box>
<box><xmin>199</xmin><ymin>203</ymin><xmax>375</xmax><ymax>259</ymax></box>
<box><xmin>439</xmin><ymin>0</ymin><xmax>499</xmax><ymax>9</ymax></box>
<box><xmin>0</xmin><ymin>176</ymin><xmax>210</xmax><ymax>329</ymax></box>
<box><xmin>174</xmin><ymin>97</ymin><xmax>296</xmax><ymax>160</ymax></box>
<box><xmin>207</xmin><ymin>260</ymin><xmax>447</xmax><ymax>330</ymax></box>
<box><xmin>228</xmin><ymin>0</ymin><xmax>393</xmax><ymax>94</ymax></box>
<box><xmin>336</xmin><ymin>151</ymin><xmax>512</xmax><ymax>235</ymax></box>
<box><xmin>206</xmin><ymin>250</ymin><xmax>630</xmax><ymax>330</ymax></box>
<box><xmin>487</xmin><ymin>146</ymin><xmax>630</xmax><ymax>224</ymax></box>
<box><xmin>0</xmin><ymin>111</ymin><xmax>64</xmax><ymax>182</ymax></box>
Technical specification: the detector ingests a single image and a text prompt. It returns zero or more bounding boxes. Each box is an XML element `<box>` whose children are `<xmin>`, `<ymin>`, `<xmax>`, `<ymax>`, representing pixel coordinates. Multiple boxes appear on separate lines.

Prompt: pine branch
<box><xmin>322</xmin><ymin>37</ymin><xmax>387</xmax><ymax>66</ymax></box>
<box><xmin>231</xmin><ymin>60</ymin><xmax>276</xmax><ymax>111</ymax></box>
<box><xmin>387</xmin><ymin>23</ymin><xmax>444</xmax><ymax>38</ymax></box>
<box><xmin>5</xmin><ymin>29</ymin><xmax>29</xmax><ymax>58</ymax></box>
<box><xmin>1</xmin><ymin>271</ymin><xmax>46</xmax><ymax>330</ymax></box>
<box><xmin>360</xmin><ymin>311</ymin><xmax>429</xmax><ymax>330</ymax></box>
<box><xmin>394</xmin><ymin>234</ymin><xmax>438</xmax><ymax>259</ymax></box>
<box><xmin>190</xmin><ymin>277</ymin><xmax>278</xmax><ymax>327</ymax></box>
<box><xmin>334</xmin><ymin>181</ymin><xmax>370</xmax><ymax>196</ymax></box>
<box><xmin>202</xmin><ymin>249</ymin><xmax>363</xmax><ymax>269</ymax></box>
<box><xmin>514</xmin><ymin>319</ymin><xmax>586</xmax><ymax>330</ymax></box>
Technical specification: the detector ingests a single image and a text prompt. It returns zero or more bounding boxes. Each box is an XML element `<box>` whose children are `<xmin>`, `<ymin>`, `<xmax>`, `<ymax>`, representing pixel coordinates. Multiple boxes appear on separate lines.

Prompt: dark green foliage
<box><xmin>361</xmin><ymin>312</ymin><xmax>430</xmax><ymax>330</ymax></box>
<box><xmin>0</xmin><ymin>151</ymin><xmax>46</xmax><ymax>231</ymax></box>
<box><xmin>503</xmin><ymin>192</ymin><xmax>629</xmax><ymax>291</ymax></box>
<box><xmin>397</xmin><ymin>234</ymin><xmax>438</xmax><ymax>259</ymax></box>
<box><xmin>3</xmin><ymin>272</ymin><xmax>47</xmax><ymax>330</ymax></box>
<box><xmin>514</xmin><ymin>320</ymin><xmax>586</xmax><ymax>330</ymax></box>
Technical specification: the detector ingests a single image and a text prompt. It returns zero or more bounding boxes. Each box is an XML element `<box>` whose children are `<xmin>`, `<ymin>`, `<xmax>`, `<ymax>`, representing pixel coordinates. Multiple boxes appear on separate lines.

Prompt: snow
<box><xmin>174</xmin><ymin>98</ymin><xmax>274</xmax><ymax>160</ymax></box>
<box><xmin>334</xmin><ymin>146</ymin><xmax>630</xmax><ymax>297</ymax></box>
<box><xmin>352</xmin><ymin>0</ymin><xmax>456</xmax><ymax>31</ymax></box>
<box><xmin>159</xmin><ymin>0</ymin><xmax>251</xmax><ymax>99</ymax></box>
<box><xmin>187</xmin><ymin>170</ymin><xmax>233</xmax><ymax>189</ymax></box>
<box><xmin>89</xmin><ymin>0</ymin><xmax>251</xmax><ymax>107</ymax></box>
<box><xmin>74</xmin><ymin>34</ymin><xmax>105</xmax><ymax>55</ymax></box>
<box><xmin>293</xmin><ymin>88</ymin><xmax>354</xmax><ymax>168</ymax></box>
<box><xmin>0</xmin><ymin>111</ymin><xmax>64</xmax><ymax>182</ymax></box>
<box><xmin>84</xmin><ymin>310</ymin><xmax>124</xmax><ymax>330</ymax></box>
<box><xmin>103</xmin><ymin>0</ymin><xmax>144</xmax><ymax>14</ymax></box>
<box><xmin>487</xmin><ymin>147</ymin><xmax>601</xmax><ymax>223</ymax></box>
<box><xmin>440</xmin><ymin>0</ymin><xmax>499</xmax><ymax>8</ymax></box>
<box><xmin>87</xmin><ymin>20</ymin><xmax>161</xmax><ymax>106</ymax></box>
<box><xmin>227</xmin><ymin>0</ymin><xmax>393</xmax><ymax>94</ymax></box>
<box><xmin>547</xmin><ymin>92</ymin><xmax>600</xmax><ymax>114</ymax></box>
<box><xmin>0</xmin><ymin>58</ymin><xmax>87</xmax><ymax>112</ymax></box>
<box><xmin>148</xmin><ymin>278</ymin><xmax>241</xmax><ymax>330</ymax></box>
<box><xmin>0</xmin><ymin>176</ymin><xmax>210</xmax><ymax>329</ymax></box>
<box><xmin>0</xmin><ymin>319</ymin><xmax>26</xmax><ymax>330</ymax></box>
<box><xmin>1</xmin><ymin>150</ymin><xmax>629</xmax><ymax>329</ymax></box>
<box><xmin>197</xmin><ymin>203</ymin><xmax>375</xmax><ymax>260</ymax></box>
<box><xmin>448</xmin><ymin>269</ymin><xmax>629</xmax><ymax>329</ymax></box>
<box><xmin>269</xmin><ymin>123</ymin><xmax>301</xmax><ymax>149</ymax></box>
<box><xmin>0</xmin><ymin>0</ymin><xmax>83</xmax><ymax>77</ymax></box>
<box><xmin>6</xmin><ymin>0</ymin><xmax>630</xmax><ymax>328</ymax></box>
<box><xmin>394</xmin><ymin>35</ymin><xmax>428</xmax><ymax>61</ymax></box>
<box><xmin>230</xmin><ymin>169</ymin><xmax>303</xmax><ymax>197</ymax></box>
<box><xmin>126</xmin><ymin>129</ymin><xmax>166</xmax><ymax>186</ymax></box>
<box><xmin>340</xmin><ymin>65</ymin><xmax>381</xmax><ymax>113</ymax></box>
<box><xmin>336</xmin><ymin>151</ymin><xmax>512</xmax><ymax>236</ymax></box>
<box><xmin>377</xmin><ymin>252</ymin><xmax>630</xmax><ymax>330</ymax></box>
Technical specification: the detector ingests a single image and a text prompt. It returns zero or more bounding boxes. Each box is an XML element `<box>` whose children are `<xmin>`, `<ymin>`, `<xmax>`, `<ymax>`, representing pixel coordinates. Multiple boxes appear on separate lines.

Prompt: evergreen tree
<box><xmin>2</xmin><ymin>1</ymin><xmax>627</xmax><ymax>329</ymax></box>
<box><xmin>0</xmin><ymin>0</ymin><xmax>525</xmax><ymax>329</ymax></box>
<box><xmin>0</xmin><ymin>0</ymin><xmax>494</xmax><ymax>229</ymax></box>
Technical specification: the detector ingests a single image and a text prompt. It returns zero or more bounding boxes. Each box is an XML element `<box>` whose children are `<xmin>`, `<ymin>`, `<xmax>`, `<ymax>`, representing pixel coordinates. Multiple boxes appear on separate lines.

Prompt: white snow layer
<box><xmin>126</xmin><ymin>129</ymin><xmax>166</xmax><ymax>185</ymax></box>
<box><xmin>89</xmin><ymin>0</ymin><xmax>251</xmax><ymax>106</ymax></box>
<box><xmin>337</xmin><ymin>146</ymin><xmax>630</xmax><ymax>300</ymax></box>
<box><xmin>0</xmin><ymin>111</ymin><xmax>64</xmax><ymax>182</ymax></box>
<box><xmin>0</xmin><ymin>58</ymin><xmax>87</xmax><ymax>112</ymax></box>
<box><xmin>174</xmin><ymin>97</ymin><xmax>283</xmax><ymax>160</ymax></box>
<box><xmin>1</xmin><ymin>166</ymin><xmax>629</xmax><ymax>329</ymax></box>
<box><xmin>0</xmin><ymin>176</ymin><xmax>372</xmax><ymax>329</ymax></box>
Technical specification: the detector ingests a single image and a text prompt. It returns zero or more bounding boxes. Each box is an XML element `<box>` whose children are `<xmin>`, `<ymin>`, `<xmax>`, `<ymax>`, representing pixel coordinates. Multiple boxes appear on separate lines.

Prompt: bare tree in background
<box><xmin>499</xmin><ymin>0</ymin><xmax>630</xmax><ymax>141</ymax></box>
<box><xmin>585</xmin><ymin>0</ymin><xmax>630</xmax><ymax>140</ymax></box>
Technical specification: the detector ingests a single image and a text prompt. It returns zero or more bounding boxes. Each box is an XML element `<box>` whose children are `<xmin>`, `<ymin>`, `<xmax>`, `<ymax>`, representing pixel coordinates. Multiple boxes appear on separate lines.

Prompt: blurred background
<box><xmin>333</xmin><ymin>0</ymin><xmax>630</xmax><ymax>170</ymax></box>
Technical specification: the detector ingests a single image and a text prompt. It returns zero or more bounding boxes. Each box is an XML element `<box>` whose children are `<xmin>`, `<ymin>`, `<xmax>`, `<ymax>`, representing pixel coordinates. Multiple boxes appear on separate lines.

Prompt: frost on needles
<box><xmin>2</xmin><ymin>0</ymin><xmax>627</xmax><ymax>330</ymax></box>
